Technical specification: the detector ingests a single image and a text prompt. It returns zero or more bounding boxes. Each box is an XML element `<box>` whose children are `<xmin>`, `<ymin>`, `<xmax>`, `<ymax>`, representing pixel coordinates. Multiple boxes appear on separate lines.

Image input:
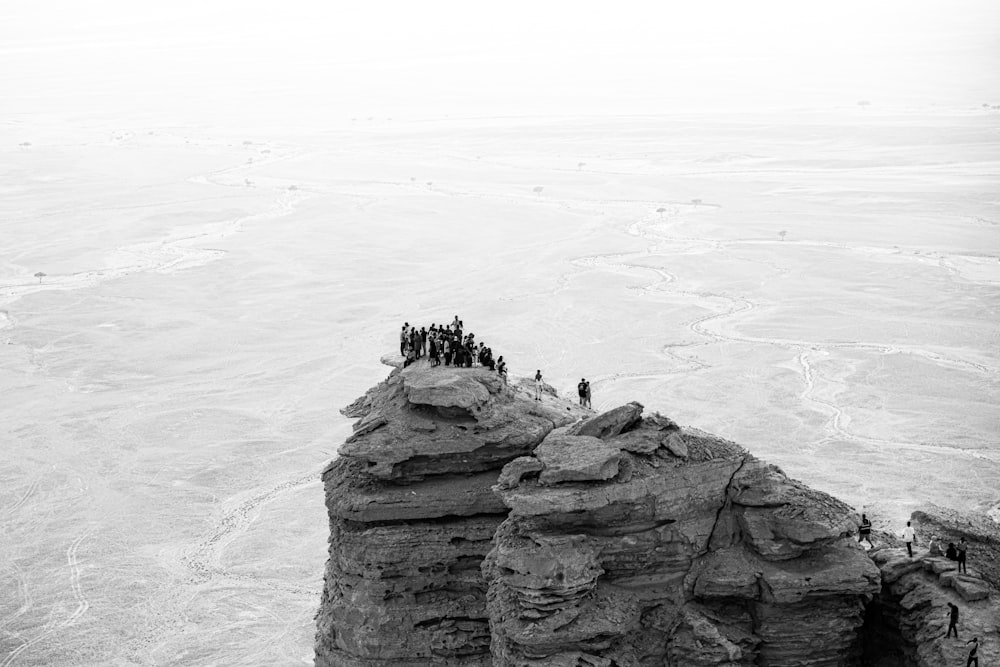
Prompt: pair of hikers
<box><xmin>945</xmin><ymin>605</ymin><xmax>984</xmax><ymax>667</ymax></box>
<box><xmin>946</xmin><ymin>538</ymin><xmax>970</xmax><ymax>573</ymax></box>
<box><xmin>577</xmin><ymin>378</ymin><xmax>592</xmax><ymax>408</ymax></box>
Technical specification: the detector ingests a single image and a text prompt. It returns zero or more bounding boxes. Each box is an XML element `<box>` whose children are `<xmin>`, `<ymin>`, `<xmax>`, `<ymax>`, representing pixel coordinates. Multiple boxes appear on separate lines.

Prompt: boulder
<box><xmin>496</xmin><ymin>456</ymin><xmax>544</xmax><ymax>490</ymax></box>
<box><xmin>566</xmin><ymin>402</ymin><xmax>644</xmax><ymax>439</ymax></box>
<box><xmin>535</xmin><ymin>434</ymin><xmax>621</xmax><ymax>484</ymax></box>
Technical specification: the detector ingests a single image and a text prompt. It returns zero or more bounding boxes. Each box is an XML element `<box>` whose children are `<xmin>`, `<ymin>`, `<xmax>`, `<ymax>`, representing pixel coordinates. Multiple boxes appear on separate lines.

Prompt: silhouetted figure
<box><xmin>858</xmin><ymin>514</ymin><xmax>873</xmax><ymax>548</ymax></box>
<box><xmin>946</xmin><ymin>603</ymin><xmax>959</xmax><ymax>638</ymax></box>
<box><xmin>957</xmin><ymin>537</ymin><xmax>968</xmax><ymax>573</ymax></box>
<box><xmin>399</xmin><ymin>325</ymin><xmax>408</xmax><ymax>355</ymax></box>
<box><xmin>497</xmin><ymin>356</ymin><xmax>507</xmax><ymax>384</ymax></box>
<box><xmin>946</xmin><ymin>543</ymin><xmax>958</xmax><ymax>560</ymax></box>
<box><xmin>966</xmin><ymin>637</ymin><xmax>979</xmax><ymax>667</ymax></box>
<box><xmin>429</xmin><ymin>337</ymin><xmax>439</xmax><ymax>366</ymax></box>
<box><xmin>584</xmin><ymin>380</ymin><xmax>591</xmax><ymax>408</ymax></box>
<box><xmin>534</xmin><ymin>370</ymin><xmax>543</xmax><ymax>401</ymax></box>
<box><xmin>577</xmin><ymin>378</ymin><xmax>587</xmax><ymax>406</ymax></box>
<box><xmin>902</xmin><ymin>521</ymin><xmax>915</xmax><ymax>557</ymax></box>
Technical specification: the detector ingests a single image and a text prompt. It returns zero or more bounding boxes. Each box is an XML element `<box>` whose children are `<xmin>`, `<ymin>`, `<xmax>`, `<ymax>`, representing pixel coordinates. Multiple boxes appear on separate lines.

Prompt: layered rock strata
<box><xmin>317</xmin><ymin>362</ymin><xmax>884</xmax><ymax>665</ymax></box>
<box><xmin>315</xmin><ymin>364</ymin><xmax>588</xmax><ymax>666</ymax></box>
<box><xmin>486</xmin><ymin>404</ymin><xmax>881</xmax><ymax>666</ymax></box>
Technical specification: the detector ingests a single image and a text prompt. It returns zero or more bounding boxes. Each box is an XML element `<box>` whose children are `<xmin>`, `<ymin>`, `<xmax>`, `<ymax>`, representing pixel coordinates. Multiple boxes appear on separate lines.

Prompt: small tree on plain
<box><xmin>779</xmin><ymin>230</ymin><xmax>787</xmax><ymax>241</ymax></box>
<box><xmin>34</xmin><ymin>272</ymin><xmax>46</xmax><ymax>284</ymax></box>
<box><xmin>533</xmin><ymin>186</ymin><xmax>544</xmax><ymax>194</ymax></box>
<box><xmin>858</xmin><ymin>100</ymin><xmax>871</xmax><ymax>110</ymax></box>
<box><xmin>656</xmin><ymin>207</ymin><xmax>666</xmax><ymax>218</ymax></box>
<box><xmin>691</xmin><ymin>198</ymin><xmax>702</xmax><ymax>206</ymax></box>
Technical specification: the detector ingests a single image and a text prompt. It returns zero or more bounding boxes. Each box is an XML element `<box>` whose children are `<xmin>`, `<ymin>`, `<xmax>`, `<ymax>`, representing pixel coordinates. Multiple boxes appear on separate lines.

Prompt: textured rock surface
<box><xmin>864</xmin><ymin>546</ymin><xmax>1000</xmax><ymax>666</ymax></box>
<box><xmin>318</xmin><ymin>362</ymin><xmax>970</xmax><ymax>666</ymax></box>
<box><xmin>316</xmin><ymin>363</ymin><xmax>589</xmax><ymax>666</ymax></box>
<box><xmin>486</xmin><ymin>403</ymin><xmax>881</xmax><ymax>666</ymax></box>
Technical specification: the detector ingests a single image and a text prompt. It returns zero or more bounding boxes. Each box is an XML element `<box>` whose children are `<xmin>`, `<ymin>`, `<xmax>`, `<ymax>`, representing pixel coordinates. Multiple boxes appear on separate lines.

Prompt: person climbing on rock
<box><xmin>902</xmin><ymin>521</ymin><xmax>915</xmax><ymax>557</ymax></box>
<box><xmin>534</xmin><ymin>370</ymin><xmax>543</xmax><ymax>401</ymax></box>
<box><xmin>957</xmin><ymin>537</ymin><xmax>968</xmax><ymax>573</ymax></box>
<box><xmin>497</xmin><ymin>356</ymin><xmax>507</xmax><ymax>384</ymax></box>
<box><xmin>858</xmin><ymin>514</ymin><xmax>873</xmax><ymax>548</ymax></box>
<box><xmin>577</xmin><ymin>378</ymin><xmax>587</xmax><ymax>406</ymax></box>
<box><xmin>966</xmin><ymin>637</ymin><xmax>979</xmax><ymax>666</ymax></box>
<box><xmin>946</xmin><ymin>602</ymin><xmax>959</xmax><ymax>638</ymax></box>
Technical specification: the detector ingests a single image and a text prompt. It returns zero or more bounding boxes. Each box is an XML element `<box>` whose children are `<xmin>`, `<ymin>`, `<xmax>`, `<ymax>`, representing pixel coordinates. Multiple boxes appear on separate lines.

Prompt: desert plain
<box><xmin>1</xmin><ymin>109</ymin><xmax>998</xmax><ymax>665</ymax></box>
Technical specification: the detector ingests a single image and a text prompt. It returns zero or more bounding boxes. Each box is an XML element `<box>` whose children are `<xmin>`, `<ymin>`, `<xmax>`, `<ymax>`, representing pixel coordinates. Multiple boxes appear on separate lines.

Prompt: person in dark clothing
<box><xmin>947</xmin><ymin>602</ymin><xmax>959</xmax><ymax>638</ymax></box>
<box><xmin>946</xmin><ymin>543</ymin><xmax>958</xmax><ymax>560</ymax></box>
<box><xmin>957</xmin><ymin>538</ymin><xmax>968</xmax><ymax>573</ymax></box>
<box><xmin>497</xmin><ymin>356</ymin><xmax>507</xmax><ymax>384</ymax></box>
<box><xmin>577</xmin><ymin>378</ymin><xmax>587</xmax><ymax>406</ymax></box>
<box><xmin>858</xmin><ymin>514</ymin><xmax>873</xmax><ymax>548</ymax></box>
<box><xmin>966</xmin><ymin>637</ymin><xmax>979</xmax><ymax>666</ymax></box>
<box><xmin>429</xmin><ymin>337</ymin><xmax>439</xmax><ymax>366</ymax></box>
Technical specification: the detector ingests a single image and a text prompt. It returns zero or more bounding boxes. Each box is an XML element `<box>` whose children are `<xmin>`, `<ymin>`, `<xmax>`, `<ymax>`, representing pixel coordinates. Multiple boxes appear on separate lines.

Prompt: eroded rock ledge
<box><xmin>315</xmin><ymin>363</ymin><xmax>882</xmax><ymax>665</ymax></box>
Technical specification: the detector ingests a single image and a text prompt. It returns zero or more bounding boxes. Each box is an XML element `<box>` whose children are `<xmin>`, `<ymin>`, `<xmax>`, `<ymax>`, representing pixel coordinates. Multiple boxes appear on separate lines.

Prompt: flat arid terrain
<box><xmin>1</xmin><ymin>110</ymin><xmax>998</xmax><ymax>665</ymax></box>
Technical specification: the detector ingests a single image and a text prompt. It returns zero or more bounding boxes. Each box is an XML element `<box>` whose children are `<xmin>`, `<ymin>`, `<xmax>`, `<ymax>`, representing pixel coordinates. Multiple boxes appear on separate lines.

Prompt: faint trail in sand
<box><xmin>179</xmin><ymin>473</ymin><xmax>320</xmax><ymax>597</ymax></box>
<box><xmin>2</xmin><ymin>478</ymin><xmax>39</xmax><ymax>516</ymax></box>
<box><xmin>0</xmin><ymin>533</ymin><xmax>90</xmax><ymax>667</ymax></box>
<box><xmin>797</xmin><ymin>351</ymin><xmax>1000</xmax><ymax>462</ymax></box>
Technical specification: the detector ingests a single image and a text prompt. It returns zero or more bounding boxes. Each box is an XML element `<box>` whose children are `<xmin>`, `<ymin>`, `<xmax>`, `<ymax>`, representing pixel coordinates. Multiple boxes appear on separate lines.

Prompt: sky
<box><xmin>1</xmin><ymin>0</ymin><xmax>999</xmax><ymax>124</ymax></box>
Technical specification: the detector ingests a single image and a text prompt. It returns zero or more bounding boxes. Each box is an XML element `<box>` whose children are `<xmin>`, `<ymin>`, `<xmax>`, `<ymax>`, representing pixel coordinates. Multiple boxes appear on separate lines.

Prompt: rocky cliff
<box><xmin>863</xmin><ymin>523</ymin><xmax>999</xmax><ymax>666</ymax></box>
<box><xmin>316</xmin><ymin>361</ymin><xmax>884</xmax><ymax>665</ymax></box>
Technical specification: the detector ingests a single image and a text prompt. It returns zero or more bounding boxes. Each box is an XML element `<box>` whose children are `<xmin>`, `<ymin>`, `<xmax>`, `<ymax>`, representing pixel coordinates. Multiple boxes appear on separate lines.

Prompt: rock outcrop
<box><xmin>863</xmin><ymin>517</ymin><xmax>1000</xmax><ymax>667</ymax></box>
<box><xmin>316</xmin><ymin>361</ymin><xmax>885</xmax><ymax>665</ymax></box>
<box><xmin>315</xmin><ymin>364</ymin><xmax>588</xmax><ymax>666</ymax></box>
<box><xmin>486</xmin><ymin>407</ymin><xmax>881</xmax><ymax>666</ymax></box>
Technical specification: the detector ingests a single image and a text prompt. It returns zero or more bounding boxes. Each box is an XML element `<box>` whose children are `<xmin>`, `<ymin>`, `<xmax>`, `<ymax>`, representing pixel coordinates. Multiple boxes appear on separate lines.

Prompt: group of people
<box><xmin>863</xmin><ymin>516</ymin><xmax>982</xmax><ymax>663</ymax></box>
<box><xmin>397</xmin><ymin>320</ymin><xmax>594</xmax><ymax>408</ymax></box>
<box><xmin>399</xmin><ymin>317</ymin><xmax>506</xmax><ymax>380</ymax></box>
<box><xmin>861</xmin><ymin>516</ymin><xmax>974</xmax><ymax>577</ymax></box>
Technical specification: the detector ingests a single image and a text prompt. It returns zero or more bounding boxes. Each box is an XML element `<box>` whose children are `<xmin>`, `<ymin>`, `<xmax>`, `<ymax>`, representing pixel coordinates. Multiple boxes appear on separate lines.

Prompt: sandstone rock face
<box><xmin>486</xmin><ymin>404</ymin><xmax>881</xmax><ymax>666</ymax></box>
<box><xmin>864</xmin><ymin>546</ymin><xmax>999</xmax><ymax>666</ymax></box>
<box><xmin>316</xmin><ymin>364</ymin><xmax>566</xmax><ymax>666</ymax></box>
<box><xmin>318</xmin><ymin>364</ymin><xmax>890</xmax><ymax>666</ymax></box>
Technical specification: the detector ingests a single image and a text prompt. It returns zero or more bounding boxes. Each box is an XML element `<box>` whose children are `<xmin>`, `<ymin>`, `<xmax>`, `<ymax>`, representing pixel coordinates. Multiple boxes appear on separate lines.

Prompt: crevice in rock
<box><xmin>706</xmin><ymin>454</ymin><xmax>748</xmax><ymax>551</ymax></box>
<box><xmin>341</xmin><ymin>511</ymin><xmax>509</xmax><ymax>530</ymax></box>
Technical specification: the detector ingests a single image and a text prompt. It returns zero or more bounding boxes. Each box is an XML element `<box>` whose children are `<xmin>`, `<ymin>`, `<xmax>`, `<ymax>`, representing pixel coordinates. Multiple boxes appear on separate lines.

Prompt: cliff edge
<box><xmin>315</xmin><ymin>362</ymin><xmax>883</xmax><ymax>665</ymax></box>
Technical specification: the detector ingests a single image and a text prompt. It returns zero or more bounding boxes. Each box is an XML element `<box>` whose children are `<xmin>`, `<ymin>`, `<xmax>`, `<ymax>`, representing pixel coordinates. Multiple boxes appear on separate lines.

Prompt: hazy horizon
<box><xmin>3</xmin><ymin>1</ymin><xmax>999</xmax><ymax>127</ymax></box>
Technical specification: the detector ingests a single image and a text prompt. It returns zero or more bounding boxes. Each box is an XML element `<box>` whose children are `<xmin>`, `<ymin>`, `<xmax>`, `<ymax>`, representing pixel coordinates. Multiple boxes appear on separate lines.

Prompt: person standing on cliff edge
<box><xmin>534</xmin><ymin>370</ymin><xmax>543</xmax><ymax>401</ymax></box>
<box><xmin>946</xmin><ymin>602</ymin><xmax>960</xmax><ymax>638</ymax></box>
<box><xmin>957</xmin><ymin>537</ymin><xmax>969</xmax><ymax>573</ymax></box>
<box><xmin>902</xmin><ymin>521</ymin><xmax>916</xmax><ymax>557</ymax></box>
<box><xmin>858</xmin><ymin>514</ymin><xmax>873</xmax><ymax>548</ymax></box>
